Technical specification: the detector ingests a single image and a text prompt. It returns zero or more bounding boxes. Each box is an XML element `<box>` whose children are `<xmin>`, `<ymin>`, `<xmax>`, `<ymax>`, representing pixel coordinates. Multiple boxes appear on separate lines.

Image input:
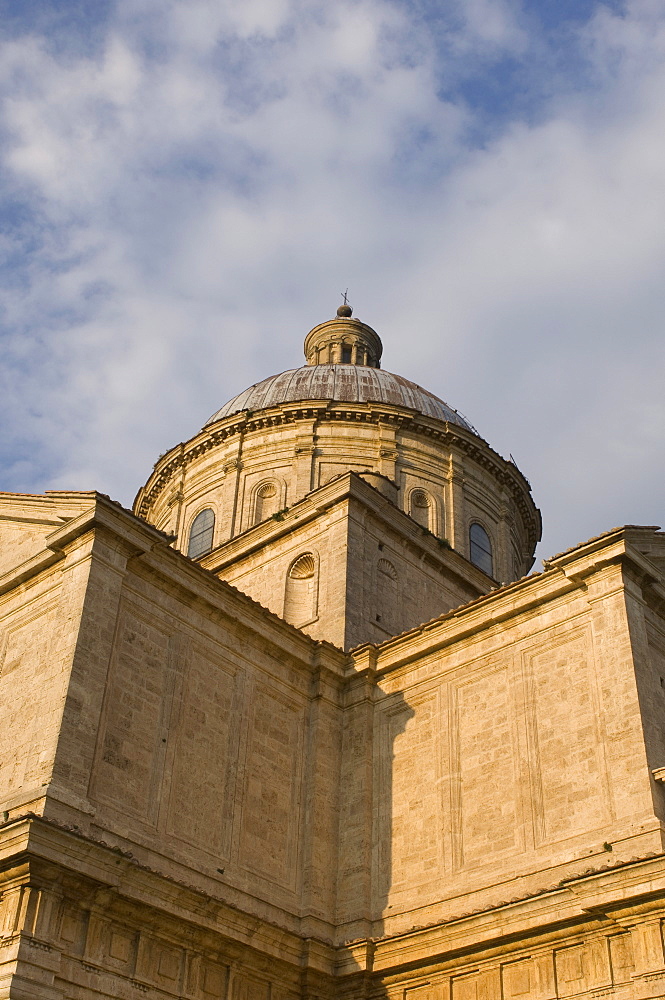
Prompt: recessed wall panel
<box><xmin>528</xmin><ymin>633</ymin><xmax>607</xmax><ymax>843</ymax></box>
<box><xmin>237</xmin><ymin>682</ymin><xmax>305</xmax><ymax>889</ymax></box>
<box><xmin>165</xmin><ymin>643</ymin><xmax>241</xmax><ymax>855</ymax></box>
<box><xmin>453</xmin><ymin>666</ymin><xmax>520</xmax><ymax>867</ymax></box>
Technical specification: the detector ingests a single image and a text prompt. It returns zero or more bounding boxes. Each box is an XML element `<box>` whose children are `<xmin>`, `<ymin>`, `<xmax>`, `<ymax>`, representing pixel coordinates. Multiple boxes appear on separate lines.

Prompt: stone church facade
<box><xmin>1</xmin><ymin>307</ymin><xmax>665</xmax><ymax>1000</ymax></box>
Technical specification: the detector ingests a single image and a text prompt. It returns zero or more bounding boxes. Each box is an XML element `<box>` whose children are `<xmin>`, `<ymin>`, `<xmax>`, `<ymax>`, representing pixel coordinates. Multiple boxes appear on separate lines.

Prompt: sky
<box><xmin>0</xmin><ymin>0</ymin><xmax>663</xmax><ymax>564</ymax></box>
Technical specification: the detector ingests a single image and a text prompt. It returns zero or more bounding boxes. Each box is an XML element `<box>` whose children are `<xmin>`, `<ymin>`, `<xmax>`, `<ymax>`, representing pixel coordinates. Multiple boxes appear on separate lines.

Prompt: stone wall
<box><xmin>214</xmin><ymin>499</ymin><xmax>350</xmax><ymax>649</ymax></box>
<box><xmin>2</xmin><ymin>496</ymin><xmax>347</xmax><ymax>939</ymax></box>
<box><xmin>344</xmin><ymin>490</ymin><xmax>486</xmax><ymax>648</ymax></box>
<box><xmin>2</xmin><ymin>496</ymin><xmax>665</xmax><ymax>1000</ymax></box>
<box><xmin>0</xmin><ymin>493</ymin><xmax>100</xmax><ymax>819</ymax></box>
<box><xmin>337</xmin><ymin>527</ymin><xmax>665</xmax><ymax>943</ymax></box>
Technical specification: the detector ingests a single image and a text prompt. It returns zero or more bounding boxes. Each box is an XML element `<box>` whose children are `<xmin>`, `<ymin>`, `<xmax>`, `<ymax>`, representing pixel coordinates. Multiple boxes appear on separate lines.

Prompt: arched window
<box><xmin>469</xmin><ymin>522</ymin><xmax>493</xmax><ymax>577</ymax></box>
<box><xmin>284</xmin><ymin>553</ymin><xmax>317</xmax><ymax>626</ymax></box>
<box><xmin>409</xmin><ymin>488</ymin><xmax>432</xmax><ymax>530</ymax></box>
<box><xmin>187</xmin><ymin>508</ymin><xmax>215</xmax><ymax>558</ymax></box>
<box><xmin>254</xmin><ymin>481</ymin><xmax>279</xmax><ymax>524</ymax></box>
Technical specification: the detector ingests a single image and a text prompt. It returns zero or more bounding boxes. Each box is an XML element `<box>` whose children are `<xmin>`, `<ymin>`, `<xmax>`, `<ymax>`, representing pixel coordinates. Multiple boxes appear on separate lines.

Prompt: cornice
<box><xmin>358</xmin><ymin>852</ymin><xmax>665</xmax><ymax>977</ymax></box>
<box><xmin>5</xmin><ymin>814</ymin><xmax>665</xmax><ymax>984</ymax></box>
<box><xmin>0</xmin><ymin>814</ymin><xmax>336</xmax><ymax>975</ymax></box>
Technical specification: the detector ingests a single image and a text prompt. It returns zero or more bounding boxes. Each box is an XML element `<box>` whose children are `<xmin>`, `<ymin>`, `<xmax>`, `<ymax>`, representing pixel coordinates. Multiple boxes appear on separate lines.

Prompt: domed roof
<box><xmin>205</xmin><ymin>305</ymin><xmax>476</xmax><ymax>431</ymax></box>
<box><xmin>205</xmin><ymin>364</ymin><xmax>474</xmax><ymax>430</ymax></box>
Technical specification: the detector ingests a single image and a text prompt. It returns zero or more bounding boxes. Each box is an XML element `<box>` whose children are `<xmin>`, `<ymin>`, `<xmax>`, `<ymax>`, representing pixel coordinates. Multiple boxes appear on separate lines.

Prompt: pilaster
<box><xmin>378</xmin><ymin>423</ymin><xmax>398</xmax><ymax>482</ymax></box>
<box><xmin>335</xmin><ymin>652</ymin><xmax>377</xmax><ymax>939</ymax></box>
<box><xmin>225</xmin><ymin>426</ymin><xmax>246</xmax><ymax>539</ymax></box>
<box><xmin>447</xmin><ymin>452</ymin><xmax>466</xmax><ymax>553</ymax></box>
<box><xmin>629</xmin><ymin>917</ymin><xmax>665</xmax><ymax>979</ymax></box>
<box><xmin>497</xmin><ymin>496</ymin><xmax>512</xmax><ymax>583</ymax></box>
<box><xmin>293</xmin><ymin>418</ymin><xmax>318</xmax><ymax>500</ymax></box>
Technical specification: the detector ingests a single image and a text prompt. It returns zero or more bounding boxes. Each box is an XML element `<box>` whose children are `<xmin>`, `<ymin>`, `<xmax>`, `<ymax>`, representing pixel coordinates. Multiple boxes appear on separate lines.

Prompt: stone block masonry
<box><xmin>2</xmin><ymin>493</ymin><xmax>665</xmax><ymax>999</ymax></box>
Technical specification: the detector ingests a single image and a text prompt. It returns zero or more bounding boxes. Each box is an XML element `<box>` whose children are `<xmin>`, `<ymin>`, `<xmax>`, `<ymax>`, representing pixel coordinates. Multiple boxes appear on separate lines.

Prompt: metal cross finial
<box><xmin>341</xmin><ymin>289</ymin><xmax>349</xmax><ymax>307</ymax></box>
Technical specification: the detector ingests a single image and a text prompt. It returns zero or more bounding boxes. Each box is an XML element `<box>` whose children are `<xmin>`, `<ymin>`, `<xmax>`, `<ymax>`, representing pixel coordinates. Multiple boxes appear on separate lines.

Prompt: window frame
<box><xmin>469</xmin><ymin>521</ymin><xmax>494</xmax><ymax>577</ymax></box>
<box><xmin>187</xmin><ymin>507</ymin><xmax>216</xmax><ymax>558</ymax></box>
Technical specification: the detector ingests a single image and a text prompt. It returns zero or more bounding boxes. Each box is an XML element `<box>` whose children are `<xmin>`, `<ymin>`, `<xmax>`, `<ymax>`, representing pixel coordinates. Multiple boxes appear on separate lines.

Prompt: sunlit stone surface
<box><xmin>1</xmin><ymin>307</ymin><xmax>664</xmax><ymax>1000</ymax></box>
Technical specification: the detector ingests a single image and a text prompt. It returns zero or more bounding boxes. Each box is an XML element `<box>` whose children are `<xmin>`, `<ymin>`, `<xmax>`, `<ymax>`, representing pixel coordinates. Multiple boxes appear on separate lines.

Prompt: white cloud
<box><xmin>0</xmin><ymin>0</ymin><xmax>664</xmax><ymax>562</ymax></box>
<box><xmin>453</xmin><ymin>0</ymin><xmax>529</xmax><ymax>53</ymax></box>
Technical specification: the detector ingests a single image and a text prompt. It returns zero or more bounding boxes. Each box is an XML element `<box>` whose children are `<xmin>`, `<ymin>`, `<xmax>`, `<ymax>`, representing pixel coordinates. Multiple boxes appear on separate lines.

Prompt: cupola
<box><xmin>303</xmin><ymin>304</ymin><xmax>382</xmax><ymax>368</ymax></box>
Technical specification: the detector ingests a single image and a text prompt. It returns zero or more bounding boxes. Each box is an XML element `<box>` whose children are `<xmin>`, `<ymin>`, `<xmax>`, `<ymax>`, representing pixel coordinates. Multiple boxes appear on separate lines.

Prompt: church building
<box><xmin>1</xmin><ymin>305</ymin><xmax>665</xmax><ymax>1000</ymax></box>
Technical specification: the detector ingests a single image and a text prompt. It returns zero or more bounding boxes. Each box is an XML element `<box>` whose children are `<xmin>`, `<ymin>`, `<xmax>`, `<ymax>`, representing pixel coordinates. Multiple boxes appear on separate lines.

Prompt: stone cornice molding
<box><xmin>1</xmin><ymin>815</ymin><xmax>337</xmax><ymax>974</ymax></box>
<box><xmin>5</xmin><ymin>813</ymin><xmax>665</xmax><ymax>984</ymax></box>
<box><xmin>544</xmin><ymin>525</ymin><xmax>663</xmax><ymax>578</ymax></box>
<box><xmin>346</xmin><ymin>852</ymin><xmax>665</xmax><ymax>976</ymax></box>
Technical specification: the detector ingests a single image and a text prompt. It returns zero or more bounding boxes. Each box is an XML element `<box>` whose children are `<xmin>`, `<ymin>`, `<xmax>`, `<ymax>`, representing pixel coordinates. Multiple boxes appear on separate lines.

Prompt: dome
<box><xmin>135</xmin><ymin>303</ymin><xmax>541</xmax><ymax>596</ymax></box>
<box><xmin>205</xmin><ymin>364</ymin><xmax>474</xmax><ymax>430</ymax></box>
<box><xmin>205</xmin><ymin>306</ymin><xmax>475</xmax><ymax>430</ymax></box>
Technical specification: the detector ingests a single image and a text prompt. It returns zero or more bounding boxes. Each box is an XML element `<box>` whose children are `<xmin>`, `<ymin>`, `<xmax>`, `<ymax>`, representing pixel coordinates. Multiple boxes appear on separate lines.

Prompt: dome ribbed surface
<box><xmin>205</xmin><ymin>365</ymin><xmax>473</xmax><ymax>430</ymax></box>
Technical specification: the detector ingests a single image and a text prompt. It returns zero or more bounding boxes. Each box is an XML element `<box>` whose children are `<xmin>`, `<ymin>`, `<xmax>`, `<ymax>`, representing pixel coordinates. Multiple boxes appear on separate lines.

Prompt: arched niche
<box><xmin>284</xmin><ymin>552</ymin><xmax>318</xmax><ymax>627</ymax></box>
<box><xmin>409</xmin><ymin>488</ymin><xmax>433</xmax><ymax>531</ymax></box>
<box><xmin>253</xmin><ymin>480</ymin><xmax>280</xmax><ymax>525</ymax></box>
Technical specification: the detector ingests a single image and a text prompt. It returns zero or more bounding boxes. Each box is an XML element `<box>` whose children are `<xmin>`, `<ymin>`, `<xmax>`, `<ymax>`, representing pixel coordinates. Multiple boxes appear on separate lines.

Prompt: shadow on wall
<box><xmin>337</xmin><ymin>676</ymin><xmax>415</xmax><ymax>987</ymax></box>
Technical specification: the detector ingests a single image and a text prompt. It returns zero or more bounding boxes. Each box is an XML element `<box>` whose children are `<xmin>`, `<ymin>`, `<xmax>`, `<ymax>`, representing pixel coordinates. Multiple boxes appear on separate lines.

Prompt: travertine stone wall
<box><xmin>0</xmin><ymin>493</ymin><xmax>100</xmax><ymax>819</ymax></box>
<box><xmin>1</xmin><ymin>494</ymin><xmax>347</xmax><ymax>941</ymax></box>
<box><xmin>600</xmin><ymin>529</ymin><xmax>665</xmax><ymax>826</ymax></box>
<box><xmin>2</xmin><ymin>496</ymin><xmax>665</xmax><ymax>1000</ymax></box>
<box><xmin>211</xmin><ymin>498</ymin><xmax>350</xmax><ymax>649</ymax></box>
<box><xmin>344</xmin><ymin>541</ymin><xmax>665</xmax><ymax>943</ymax></box>
<box><xmin>343</xmin><ymin>489</ymin><xmax>488</xmax><ymax>648</ymax></box>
